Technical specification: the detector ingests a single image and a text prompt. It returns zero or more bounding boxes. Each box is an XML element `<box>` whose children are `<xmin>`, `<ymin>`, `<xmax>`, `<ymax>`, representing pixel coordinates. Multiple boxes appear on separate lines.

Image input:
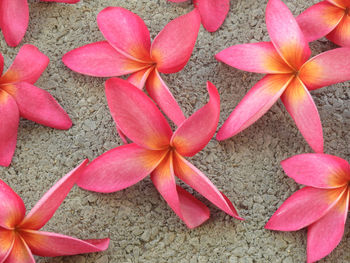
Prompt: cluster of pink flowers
<box><xmin>0</xmin><ymin>0</ymin><xmax>349</xmax><ymax>262</ymax></box>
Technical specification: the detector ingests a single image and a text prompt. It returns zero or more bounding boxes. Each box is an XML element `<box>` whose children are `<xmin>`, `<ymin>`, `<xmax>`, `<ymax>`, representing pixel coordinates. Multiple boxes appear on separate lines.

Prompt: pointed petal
<box><xmin>77</xmin><ymin>143</ymin><xmax>167</xmax><ymax>193</ymax></box>
<box><xmin>307</xmin><ymin>189</ymin><xmax>349</xmax><ymax>263</ymax></box>
<box><xmin>19</xmin><ymin>160</ymin><xmax>89</xmax><ymax>230</ymax></box>
<box><xmin>0</xmin><ymin>53</ymin><xmax>3</xmax><ymax>75</ymax></box>
<box><xmin>215</xmin><ymin>42</ymin><xmax>292</xmax><ymax>74</ymax></box>
<box><xmin>151</xmin><ymin>9</ymin><xmax>201</xmax><ymax>74</ymax></box>
<box><xmin>0</xmin><ymin>90</ymin><xmax>19</xmax><ymax>167</ymax></box>
<box><xmin>196</xmin><ymin>0</ymin><xmax>230</xmax><ymax>32</ymax></box>
<box><xmin>281</xmin><ymin>77</ymin><xmax>323</xmax><ymax>153</ymax></box>
<box><xmin>105</xmin><ymin>78</ymin><xmax>172</xmax><ymax>150</ymax></box>
<box><xmin>0</xmin><ymin>45</ymin><xmax>49</xmax><ymax>85</ymax></box>
<box><xmin>265</xmin><ymin>186</ymin><xmax>346</xmax><ymax>231</ymax></box>
<box><xmin>4</xmin><ymin>235</ymin><xmax>35</xmax><ymax>263</ymax></box>
<box><xmin>145</xmin><ymin>69</ymin><xmax>185</xmax><ymax>126</ymax></box>
<box><xmin>173</xmin><ymin>152</ymin><xmax>243</xmax><ymax>219</ymax></box>
<box><xmin>0</xmin><ymin>228</ymin><xmax>14</xmax><ymax>262</ymax></box>
<box><xmin>0</xmin><ymin>0</ymin><xmax>28</xmax><ymax>47</ymax></box>
<box><xmin>62</xmin><ymin>41</ymin><xmax>150</xmax><ymax>77</ymax></box>
<box><xmin>151</xmin><ymin>153</ymin><xmax>210</xmax><ymax>228</ymax></box>
<box><xmin>266</xmin><ymin>0</ymin><xmax>311</xmax><ymax>70</ymax></box>
<box><xmin>281</xmin><ymin>153</ymin><xmax>350</xmax><ymax>189</ymax></box>
<box><xmin>299</xmin><ymin>48</ymin><xmax>350</xmax><ymax>90</ymax></box>
<box><xmin>127</xmin><ymin>67</ymin><xmax>154</xmax><ymax>89</ymax></box>
<box><xmin>20</xmin><ymin>230</ymin><xmax>109</xmax><ymax>257</ymax></box>
<box><xmin>97</xmin><ymin>7</ymin><xmax>151</xmax><ymax>62</ymax></box>
<box><xmin>171</xmin><ymin>81</ymin><xmax>220</xmax><ymax>156</ymax></box>
<box><xmin>216</xmin><ymin>74</ymin><xmax>293</xmax><ymax>141</ymax></box>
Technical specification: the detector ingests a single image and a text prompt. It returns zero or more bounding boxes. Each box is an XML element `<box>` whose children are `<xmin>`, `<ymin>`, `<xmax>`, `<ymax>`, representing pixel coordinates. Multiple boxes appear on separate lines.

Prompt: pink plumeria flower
<box><xmin>0</xmin><ymin>160</ymin><xmax>110</xmax><ymax>262</ymax></box>
<box><xmin>168</xmin><ymin>0</ymin><xmax>230</xmax><ymax>32</ymax></box>
<box><xmin>77</xmin><ymin>78</ymin><xmax>243</xmax><ymax>228</ymax></box>
<box><xmin>215</xmin><ymin>0</ymin><xmax>350</xmax><ymax>153</ymax></box>
<box><xmin>63</xmin><ymin>7</ymin><xmax>201</xmax><ymax>136</ymax></box>
<box><xmin>297</xmin><ymin>0</ymin><xmax>350</xmax><ymax>47</ymax></box>
<box><xmin>0</xmin><ymin>0</ymin><xmax>80</xmax><ymax>47</ymax></box>
<box><xmin>0</xmin><ymin>45</ymin><xmax>72</xmax><ymax>167</ymax></box>
<box><xmin>265</xmin><ymin>153</ymin><xmax>350</xmax><ymax>263</ymax></box>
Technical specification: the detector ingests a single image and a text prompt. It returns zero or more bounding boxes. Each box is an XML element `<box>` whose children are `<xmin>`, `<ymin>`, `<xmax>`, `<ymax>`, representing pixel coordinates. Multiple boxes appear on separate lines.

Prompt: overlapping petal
<box><xmin>127</xmin><ymin>67</ymin><xmax>154</xmax><ymax>90</ymax></box>
<box><xmin>327</xmin><ymin>0</ymin><xmax>350</xmax><ymax>9</ymax></box>
<box><xmin>196</xmin><ymin>0</ymin><xmax>230</xmax><ymax>32</ymax></box>
<box><xmin>4</xmin><ymin>235</ymin><xmax>35</xmax><ymax>263</ymax></box>
<box><xmin>0</xmin><ymin>228</ymin><xmax>14</xmax><ymax>261</ymax></box>
<box><xmin>326</xmin><ymin>14</ymin><xmax>350</xmax><ymax>46</ymax></box>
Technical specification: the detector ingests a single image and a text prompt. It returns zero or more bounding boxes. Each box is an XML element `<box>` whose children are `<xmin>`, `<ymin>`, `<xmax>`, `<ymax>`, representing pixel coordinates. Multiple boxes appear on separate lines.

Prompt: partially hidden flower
<box><xmin>215</xmin><ymin>0</ymin><xmax>350</xmax><ymax>153</ymax></box>
<box><xmin>265</xmin><ymin>153</ymin><xmax>350</xmax><ymax>263</ymax></box>
<box><xmin>168</xmin><ymin>0</ymin><xmax>230</xmax><ymax>32</ymax></box>
<box><xmin>0</xmin><ymin>160</ymin><xmax>110</xmax><ymax>262</ymax></box>
<box><xmin>77</xmin><ymin>78</ymin><xmax>243</xmax><ymax>228</ymax></box>
<box><xmin>297</xmin><ymin>0</ymin><xmax>350</xmax><ymax>47</ymax></box>
<box><xmin>0</xmin><ymin>44</ymin><xmax>72</xmax><ymax>167</ymax></box>
<box><xmin>0</xmin><ymin>0</ymin><xmax>80</xmax><ymax>47</ymax></box>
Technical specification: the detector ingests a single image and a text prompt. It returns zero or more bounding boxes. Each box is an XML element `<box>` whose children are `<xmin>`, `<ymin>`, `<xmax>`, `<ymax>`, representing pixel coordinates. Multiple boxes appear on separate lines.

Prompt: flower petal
<box><xmin>127</xmin><ymin>67</ymin><xmax>154</xmax><ymax>90</ymax></box>
<box><xmin>0</xmin><ymin>45</ymin><xmax>49</xmax><ymax>85</ymax></box>
<box><xmin>20</xmin><ymin>230</ymin><xmax>109</xmax><ymax>257</ymax></box>
<box><xmin>151</xmin><ymin>153</ymin><xmax>210</xmax><ymax>228</ymax></box>
<box><xmin>0</xmin><ymin>228</ymin><xmax>15</xmax><ymax>262</ymax></box>
<box><xmin>281</xmin><ymin>77</ymin><xmax>323</xmax><ymax>153</ymax></box>
<box><xmin>216</xmin><ymin>74</ymin><xmax>293</xmax><ymax>141</ymax></box>
<box><xmin>4</xmin><ymin>235</ymin><xmax>34</xmax><ymax>263</ymax></box>
<box><xmin>299</xmin><ymin>47</ymin><xmax>350</xmax><ymax>90</ymax></box>
<box><xmin>105</xmin><ymin>78</ymin><xmax>172</xmax><ymax>150</ymax></box>
<box><xmin>0</xmin><ymin>90</ymin><xmax>19</xmax><ymax>167</ymax></box>
<box><xmin>196</xmin><ymin>0</ymin><xmax>230</xmax><ymax>32</ymax></box>
<box><xmin>171</xmin><ymin>81</ymin><xmax>220</xmax><ymax>156</ymax></box>
<box><xmin>0</xmin><ymin>0</ymin><xmax>28</xmax><ymax>47</ymax></box>
<box><xmin>18</xmin><ymin>160</ymin><xmax>88</xmax><ymax>230</ymax></box>
<box><xmin>281</xmin><ymin>153</ymin><xmax>350</xmax><ymax>189</ymax></box>
<box><xmin>173</xmin><ymin>152</ymin><xmax>243</xmax><ymax>219</ymax></box>
<box><xmin>97</xmin><ymin>7</ymin><xmax>152</xmax><ymax>62</ymax></box>
<box><xmin>0</xmin><ymin>53</ymin><xmax>4</xmax><ymax>75</ymax></box>
<box><xmin>151</xmin><ymin>9</ymin><xmax>201</xmax><ymax>74</ymax></box>
<box><xmin>266</xmin><ymin>0</ymin><xmax>311</xmax><ymax>70</ymax></box>
<box><xmin>265</xmin><ymin>186</ymin><xmax>346</xmax><ymax>231</ymax></box>
<box><xmin>327</xmin><ymin>0</ymin><xmax>350</xmax><ymax>8</ymax></box>
<box><xmin>215</xmin><ymin>42</ymin><xmax>292</xmax><ymax>74</ymax></box>
<box><xmin>327</xmin><ymin>13</ymin><xmax>350</xmax><ymax>46</ymax></box>
<box><xmin>77</xmin><ymin>143</ymin><xmax>167</xmax><ymax>193</ymax></box>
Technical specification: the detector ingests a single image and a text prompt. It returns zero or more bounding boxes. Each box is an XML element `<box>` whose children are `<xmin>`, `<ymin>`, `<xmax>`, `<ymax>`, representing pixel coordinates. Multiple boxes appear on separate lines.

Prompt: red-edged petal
<box><xmin>0</xmin><ymin>53</ymin><xmax>4</xmax><ymax>75</ymax></box>
<box><xmin>215</xmin><ymin>42</ymin><xmax>292</xmax><ymax>74</ymax></box>
<box><xmin>97</xmin><ymin>7</ymin><xmax>152</xmax><ymax>62</ymax></box>
<box><xmin>151</xmin><ymin>153</ymin><xmax>210</xmax><ymax>228</ymax></box>
<box><xmin>281</xmin><ymin>77</ymin><xmax>323</xmax><ymax>153</ymax></box>
<box><xmin>327</xmin><ymin>13</ymin><xmax>350</xmax><ymax>46</ymax></box>
<box><xmin>216</xmin><ymin>74</ymin><xmax>293</xmax><ymax>141</ymax></box>
<box><xmin>265</xmin><ymin>186</ymin><xmax>346</xmax><ymax>231</ymax></box>
<box><xmin>171</xmin><ymin>81</ymin><xmax>220</xmax><ymax>156</ymax></box>
<box><xmin>151</xmin><ymin>9</ymin><xmax>201</xmax><ymax>74</ymax></box>
<box><xmin>0</xmin><ymin>0</ymin><xmax>28</xmax><ymax>47</ymax></box>
<box><xmin>77</xmin><ymin>143</ymin><xmax>167</xmax><ymax>193</ymax></box>
<box><xmin>196</xmin><ymin>0</ymin><xmax>230</xmax><ymax>32</ymax></box>
<box><xmin>0</xmin><ymin>228</ymin><xmax>15</xmax><ymax>262</ymax></box>
<box><xmin>0</xmin><ymin>90</ymin><xmax>19</xmax><ymax>167</ymax></box>
<box><xmin>62</xmin><ymin>41</ymin><xmax>150</xmax><ymax>77</ymax></box>
<box><xmin>299</xmin><ymin>48</ymin><xmax>350</xmax><ymax>90</ymax></box>
<box><xmin>127</xmin><ymin>67</ymin><xmax>154</xmax><ymax>90</ymax></box>
<box><xmin>20</xmin><ymin>230</ymin><xmax>109</xmax><ymax>257</ymax></box>
<box><xmin>3</xmin><ymin>235</ymin><xmax>34</xmax><ymax>263</ymax></box>
<box><xmin>105</xmin><ymin>78</ymin><xmax>172</xmax><ymax>150</ymax></box>
<box><xmin>40</xmin><ymin>0</ymin><xmax>80</xmax><ymax>3</ymax></box>
<box><xmin>18</xmin><ymin>160</ymin><xmax>88</xmax><ymax>230</ymax></box>
<box><xmin>173</xmin><ymin>152</ymin><xmax>243</xmax><ymax>219</ymax></box>
<box><xmin>266</xmin><ymin>0</ymin><xmax>311</xmax><ymax>70</ymax></box>
<box><xmin>281</xmin><ymin>153</ymin><xmax>350</xmax><ymax>189</ymax></box>
<box><xmin>0</xmin><ymin>45</ymin><xmax>49</xmax><ymax>85</ymax></box>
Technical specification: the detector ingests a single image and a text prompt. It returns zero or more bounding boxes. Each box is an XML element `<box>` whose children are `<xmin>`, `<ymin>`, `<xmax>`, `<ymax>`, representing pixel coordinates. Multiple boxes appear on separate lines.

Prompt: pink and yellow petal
<box><xmin>4</xmin><ymin>235</ymin><xmax>35</xmax><ymax>263</ymax></box>
<box><xmin>196</xmin><ymin>0</ymin><xmax>230</xmax><ymax>32</ymax></box>
<box><xmin>327</xmin><ymin>14</ymin><xmax>350</xmax><ymax>46</ymax></box>
<box><xmin>127</xmin><ymin>66</ymin><xmax>154</xmax><ymax>90</ymax></box>
<box><xmin>327</xmin><ymin>0</ymin><xmax>350</xmax><ymax>8</ymax></box>
<box><xmin>0</xmin><ymin>228</ymin><xmax>15</xmax><ymax>262</ymax></box>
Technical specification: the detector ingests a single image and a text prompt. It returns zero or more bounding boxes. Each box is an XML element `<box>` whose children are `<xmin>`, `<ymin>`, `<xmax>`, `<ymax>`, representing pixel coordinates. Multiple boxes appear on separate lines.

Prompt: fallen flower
<box><xmin>0</xmin><ymin>0</ymin><xmax>80</xmax><ymax>47</ymax></box>
<box><xmin>168</xmin><ymin>0</ymin><xmax>230</xmax><ymax>32</ymax></box>
<box><xmin>77</xmin><ymin>78</ymin><xmax>243</xmax><ymax>228</ymax></box>
<box><xmin>0</xmin><ymin>44</ymin><xmax>72</xmax><ymax>167</ymax></box>
<box><xmin>215</xmin><ymin>0</ymin><xmax>350</xmax><ymax>153</ymax></box>
<box><xmin>265</xmin><ymin>153</ymin><xmax>350</xmax><ymax>263</ymax></box>
<box><xmin>0</xmin><ymin>160</ymin><xmax>110</xmax><ymax>262</ymax></box>
<box><xmin>297</xmin><ymin>0</ymin><xmax>350</xmax><ymax>46</ymax></box>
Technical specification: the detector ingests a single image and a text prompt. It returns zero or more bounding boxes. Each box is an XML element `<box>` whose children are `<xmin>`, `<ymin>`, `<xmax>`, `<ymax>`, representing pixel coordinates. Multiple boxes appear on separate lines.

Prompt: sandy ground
<box><xmin>0</xmin><ymin>0</ymin><xmax>349</xmax><ymax>262</ymax></box>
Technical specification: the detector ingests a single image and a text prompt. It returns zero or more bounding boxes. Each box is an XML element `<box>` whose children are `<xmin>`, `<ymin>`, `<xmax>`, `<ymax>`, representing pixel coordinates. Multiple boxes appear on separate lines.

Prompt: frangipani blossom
<box><xmin>297</xmin><ymin>0</ymin><xmax>350</xmax><ymax>47</ymax></box>
<box><xmin>0</xmin><ymin>44</ymin><xmax>72</xmax><ymax>167</ymax></box>
<box><xmin>0</xmin><ymin>160</ymin><xmax>110</xmax><ymax>262</ymax></box>
<box><xmin>265</xmin><ymin>153</ymin><xmax>350</xmax><ymax>263</ymax></box>
<box><xmin>215</xmin><ymin>0</ymin><xmax>350</xmax><ymax>153</ymax></box>
<box><xmin>0</xmin><ymin>0</ymin><xmax>80</xmax><ymax>47</ymax></box>
<box><xmin>168</xmin><ymin>0</ymin><xmax>230</xmax><ymax>32</ymax></box>
<box><xmin>77</xmin><ymin>78</ymin><xmax>243</xmax><ymax>228</ymax></box>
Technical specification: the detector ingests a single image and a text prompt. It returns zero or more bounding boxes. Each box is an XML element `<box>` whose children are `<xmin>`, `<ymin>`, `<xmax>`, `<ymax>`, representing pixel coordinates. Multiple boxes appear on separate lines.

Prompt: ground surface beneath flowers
<box><xmin>0</xmin><ymin>0</ymin><xmax>349</xmax><ymax>262</ymax></box>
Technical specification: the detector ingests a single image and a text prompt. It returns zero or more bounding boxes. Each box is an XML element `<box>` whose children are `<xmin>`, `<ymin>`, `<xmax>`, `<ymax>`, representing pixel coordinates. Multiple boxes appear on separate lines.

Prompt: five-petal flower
<box><xmin>265</xmin><ymin>153</ymin><xmax>350</xmax><ymax>263</ymax></box>
<box><xmin>215</xmin><ymin>0</ymin><xmax>350</xmax><ymax>153</ymax></box>
<box><xmin>0</xmin><ymin>160</ymin><xmax>110</xmax><ymax>262</ymax></box>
